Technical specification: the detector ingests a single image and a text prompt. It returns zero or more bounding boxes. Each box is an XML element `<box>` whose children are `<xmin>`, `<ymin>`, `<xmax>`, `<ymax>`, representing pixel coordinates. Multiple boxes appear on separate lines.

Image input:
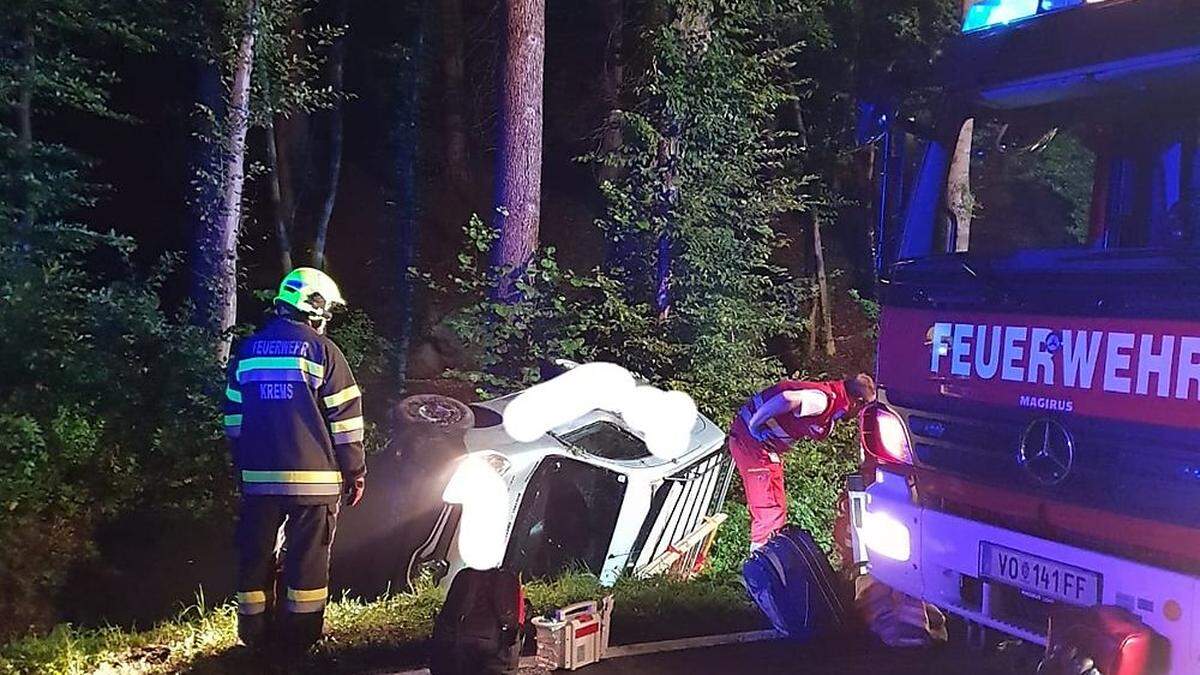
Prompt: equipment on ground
<box><xmin>533</xmin><ymin>597</ymin><xmax>615</xmax><ymax>671</ymax></box>
<box><xmin>854</xmin><ymin>574</ymin><xmax>947</xmax><ymax>648</ymax></box>
<box><xmin>429</xmin><ymin>568</ymin><xmax>525</xmax><ymax>675</ymax></box>
<box><xmin>741</xmin><ymin>526</ymin><xmax>849</xmax><ymax>640</ymax></box>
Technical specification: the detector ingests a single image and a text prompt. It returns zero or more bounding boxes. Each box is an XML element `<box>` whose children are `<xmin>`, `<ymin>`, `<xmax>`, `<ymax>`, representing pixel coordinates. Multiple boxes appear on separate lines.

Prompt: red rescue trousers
<box><xmin>729</xmin><ymin>432</ymin><xmax>787</xmax><ymax>548</ymax></box>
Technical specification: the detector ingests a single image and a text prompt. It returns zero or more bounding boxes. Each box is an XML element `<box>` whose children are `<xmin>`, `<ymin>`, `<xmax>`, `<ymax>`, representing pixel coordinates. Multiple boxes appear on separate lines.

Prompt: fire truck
<box><xmin>850</xmin><ymin>0</ymin><xmax>1200</xmax><ymax>671</ymax></box>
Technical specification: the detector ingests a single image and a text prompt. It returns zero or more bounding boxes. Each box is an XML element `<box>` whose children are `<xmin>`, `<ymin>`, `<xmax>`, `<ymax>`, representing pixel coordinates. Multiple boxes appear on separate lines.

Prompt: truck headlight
<box><xmin>861</xmin><ymin>510</ymin><xmax>912</xmax><ymax>562</ymax></box>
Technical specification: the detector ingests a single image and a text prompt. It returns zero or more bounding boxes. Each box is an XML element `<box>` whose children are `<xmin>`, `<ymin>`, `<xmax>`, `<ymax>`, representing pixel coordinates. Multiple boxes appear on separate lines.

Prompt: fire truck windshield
<box><xmin>896</xmin><ymin>103</ymin><xmax>1200</xmax><ymax>263</ymax></box>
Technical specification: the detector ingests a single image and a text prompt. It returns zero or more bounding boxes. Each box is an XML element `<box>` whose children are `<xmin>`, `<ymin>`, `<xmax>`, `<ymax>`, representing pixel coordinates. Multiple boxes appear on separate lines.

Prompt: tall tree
<box><xmin>946</xmin><ymin>118</ymin><xmax>974</xmax><ymax>251</ymax></box>
<box><xmin>312</xmin><ymin>0</ymin><xmax>347</xmax><ymax>270</ymax></box>
<box><xmin>597</xmin><ymin>0</ymin><xmax>624</xmax><ymax>186</ymax></box>
<box><xmin>439</xmin><ymin>0</ymin><xmax>471</xmax><ymax>191</ymax></box>
<box><xmin>205</xmin><ymin>0</ymin><xmax>259</xmax><ymax>360</ymax></box>
<box><xmin>2</xmin><ymin>0</ymin><xmax>165</xmax><ymax>240</ymax></box>
<box><xmin>390</xmin><ymin>0</ymin><xmax>428</xmax><ymax>382</ymax></box>
<box><xmin>946</xmin><ymin>1</ymin><xmax>975</xmax><ymax>252</ymax></box>
<box><xmin>265</xmin><ymin>118</ymin><xmax>293</xmax><ymax>271</ymax></box>
<box><xmin>492</xmin><ymin>0</ymin><xmax>545</xmax><ymax>299</ymax></box>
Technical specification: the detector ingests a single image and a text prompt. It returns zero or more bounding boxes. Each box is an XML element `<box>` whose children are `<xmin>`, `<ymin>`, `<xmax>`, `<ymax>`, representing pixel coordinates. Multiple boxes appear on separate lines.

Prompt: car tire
<box><xmin>395</xmin><ymin>394</ymin><xmax>475</xmax><ymax>433</ymax></box>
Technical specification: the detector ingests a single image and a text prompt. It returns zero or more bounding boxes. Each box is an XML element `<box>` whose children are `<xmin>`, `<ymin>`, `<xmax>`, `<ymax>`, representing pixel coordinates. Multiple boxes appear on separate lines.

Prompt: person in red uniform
<box><xmin>729</xmin><ymin>374</ymin><xmax>876</xmax><ymax>549</ymax></box>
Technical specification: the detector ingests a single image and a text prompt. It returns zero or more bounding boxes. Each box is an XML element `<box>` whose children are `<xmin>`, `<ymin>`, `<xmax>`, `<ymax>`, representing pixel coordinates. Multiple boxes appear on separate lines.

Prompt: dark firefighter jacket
<box><xmin>224</xmin><ymin>316</ymin><xmax>367</xmax><ymax>504</ymax></box>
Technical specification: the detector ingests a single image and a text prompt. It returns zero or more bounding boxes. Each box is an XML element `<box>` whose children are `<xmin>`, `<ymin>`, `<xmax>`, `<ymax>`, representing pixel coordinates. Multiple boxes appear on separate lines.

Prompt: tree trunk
<box><xmin>16</xmin><ymin>21</ymin><xmax>35</xmax><ymax>235</ymax></box>
<box><xmin>208</xmin><ymin>0</ymin><xmax>259</xmax><ymax>361</ymax></box>
<box><xmin>392</xmin><ymin>2</ymin><xmax>427</xmax><ymax>383</ymax></box>
<box><xmin>187</xmin><ymin>58</ymin><xmax>226</xmax><ymax>323</ymax></box>
<box><xmin>312</xmin><ymin>0</ymin><xmax>346</xmax><ymax>270</ymax></box>
<box><xmin>653</xmin><ymin>119</ymin><xmax>681</xmax><ymax>319</ymax></box>
<box><xmin>266</xmin><ymin>118</ymin><xmax>293</xmax><ymax>272</ymax></box>
<box><xmin>439</xmin><ymin>0</ymin><xmax>470</xmax><ymax>190</ymax></box>
<box><xmin>492</xmin><ymin>0</ymin><xmax>545</xmax><ymax>299</ymax></box>
<box><xmin>597</xmin><ymin>0</ymin><xmax>624</xmax><ymax>185</ymax></box>
<box><xmin>947</xmin><ymin>118</ymin><xmax>974</xmax><ymax>252</ymax></box>
<box><xmin>813</xmin><ymin>212</ymin><xmax>836</xmax><ymax>357</ymax></box>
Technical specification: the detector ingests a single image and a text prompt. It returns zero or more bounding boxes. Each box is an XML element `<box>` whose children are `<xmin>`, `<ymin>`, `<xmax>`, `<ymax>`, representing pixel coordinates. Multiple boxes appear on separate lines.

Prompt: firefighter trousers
<box><xmin>729</xmin><ymin>433</ymin><xmax>787</xmax><ymax>549</ymax></box>
<box><xmin>235</xmin><ymin>497</ymin><xmax>338</xmax><ymax>652</ymax></box>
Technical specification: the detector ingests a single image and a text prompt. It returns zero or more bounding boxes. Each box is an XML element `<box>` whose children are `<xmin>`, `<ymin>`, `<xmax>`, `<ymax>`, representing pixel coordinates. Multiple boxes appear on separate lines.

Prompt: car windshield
<box><xmin>503</xmin><ymin>457</ymin><xmax>627</xmax><ymax>579</ymax></box>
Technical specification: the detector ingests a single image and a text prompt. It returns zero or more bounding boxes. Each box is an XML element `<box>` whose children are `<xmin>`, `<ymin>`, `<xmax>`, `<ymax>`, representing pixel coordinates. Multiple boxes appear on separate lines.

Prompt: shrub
<box><xmin>0</xmin><ymin>231</ymin><xmax>230</xmax><ymax>637</ymax></box>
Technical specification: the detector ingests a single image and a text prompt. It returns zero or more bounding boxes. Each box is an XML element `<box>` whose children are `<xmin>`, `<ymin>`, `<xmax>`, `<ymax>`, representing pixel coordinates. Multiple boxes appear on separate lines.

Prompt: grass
<box><xmin>0</xmin><ymin>428</ymin><xmax>856</xmax><ymax>674</ymax></box>
<box><xmin>0</xmin><ymin>574</ymin><xmax>764</xmax><ymax>674</ymax></box>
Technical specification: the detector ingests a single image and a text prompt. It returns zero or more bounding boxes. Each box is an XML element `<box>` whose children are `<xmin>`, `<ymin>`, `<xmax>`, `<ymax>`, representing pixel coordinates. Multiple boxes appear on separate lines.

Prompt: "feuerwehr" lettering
<box><xmin>929</xmin><ymin>322</ymin><xmax>1200</xmax><ymax>400</ymax></box>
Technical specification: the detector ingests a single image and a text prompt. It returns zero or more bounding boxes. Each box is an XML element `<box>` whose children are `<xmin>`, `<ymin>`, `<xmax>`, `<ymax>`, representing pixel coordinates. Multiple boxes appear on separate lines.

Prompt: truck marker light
<box><xmin>862</xmin><ymin>510</ymin><xmax>912</xmax><ymax>562</ymax></box>
<box><xmin>1164</xmin><ymin>599</ymin><xmax>1182</xmax><ymax>622</ymax></box>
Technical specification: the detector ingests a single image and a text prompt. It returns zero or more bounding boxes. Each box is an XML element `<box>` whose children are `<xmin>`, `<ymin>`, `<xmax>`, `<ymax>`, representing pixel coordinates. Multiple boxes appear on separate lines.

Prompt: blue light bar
<box><xmin>962</xmin><ymin>0</ymin><xmax>1088</xmax><ymax>33</ymax></box>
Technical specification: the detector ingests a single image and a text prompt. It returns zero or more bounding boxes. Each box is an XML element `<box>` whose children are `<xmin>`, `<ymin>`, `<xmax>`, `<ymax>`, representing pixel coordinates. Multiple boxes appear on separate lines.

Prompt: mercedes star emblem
<box><xmin>1018</xmin><ymin>418</ymin><xmax>1074</xmax><ymax>486</ymax></box>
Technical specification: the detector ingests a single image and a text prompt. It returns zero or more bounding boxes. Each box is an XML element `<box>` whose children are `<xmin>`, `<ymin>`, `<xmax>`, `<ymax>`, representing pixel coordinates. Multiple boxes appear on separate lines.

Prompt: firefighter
<box><xmin>730</xmin><ymin>374</ymin><xmax>876</xmax><ymax>550</ymax></box>
<box><xmin>224</xmin><ymin>268</ymin><xmax>367</xmax><ymax>657</ymax></box>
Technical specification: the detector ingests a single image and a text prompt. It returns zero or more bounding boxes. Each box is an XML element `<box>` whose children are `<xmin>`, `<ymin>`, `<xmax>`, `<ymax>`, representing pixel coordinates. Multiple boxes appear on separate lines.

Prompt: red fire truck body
<box><xmin>852</xmin><ymin>1</ymin><xmax>1200</xmax><ymax>671</ymax></box>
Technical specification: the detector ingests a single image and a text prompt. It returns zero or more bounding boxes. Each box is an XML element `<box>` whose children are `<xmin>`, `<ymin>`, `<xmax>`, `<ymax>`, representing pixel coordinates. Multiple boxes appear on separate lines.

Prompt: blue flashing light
<box><xmin>962</xmin><ymin>0</ymin><xmax>1088</xmax><ymax>33</ymax></box>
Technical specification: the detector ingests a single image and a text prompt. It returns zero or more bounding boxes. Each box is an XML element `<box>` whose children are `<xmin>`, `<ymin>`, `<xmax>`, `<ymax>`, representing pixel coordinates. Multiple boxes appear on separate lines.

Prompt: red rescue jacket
<box><xmin>730</xmin><ymin>380</ymin><xmax>852</xmax><ymax>453</ymax></box>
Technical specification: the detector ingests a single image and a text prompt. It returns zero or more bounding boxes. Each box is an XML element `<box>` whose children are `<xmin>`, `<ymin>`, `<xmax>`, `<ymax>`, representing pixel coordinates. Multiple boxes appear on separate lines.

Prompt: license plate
<box><xmin>979</xmin><ymin>542</ymin><xmax>1101</xmax><ymax>606</ymax></box>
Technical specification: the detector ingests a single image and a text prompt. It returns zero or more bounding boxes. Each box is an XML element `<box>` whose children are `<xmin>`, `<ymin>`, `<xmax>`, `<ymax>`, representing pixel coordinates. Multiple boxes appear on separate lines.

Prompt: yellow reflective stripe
<box><xmin>237</xmin><ymin>591</ymin><xmax>267</xmax><ymax>604</ymax></box>
<box><xmin>236</xmin><ymin>357</ymin><xmax>326</xmax><ymax>379</ymax></box>
<box><xmin>287</xmin><ymin>587</ymin><xmax>328</xmax><ymax>602</ymax></box>
<box><xmin>329</xmin><ymin>416</ymin><xmax>364</xmax><ymax>433</ymax></box>
<box><xmin>322</xmin><ymin>384</ymin><xmax>361</xmax><ymax>408</ymax></box>
<box><xmin>224</xmin><ymin>414</ymin><xmax>243</xmax><ymax>427</ymax></box>
<box><xmin>241</xmin><ymin>470</ymin><xmax>342</xmax><ymax>484</ymax></box>
<box><xmin>225</xmin><ymin>387</ymin><xmax>242</xmax><ymax>403</ymax></box>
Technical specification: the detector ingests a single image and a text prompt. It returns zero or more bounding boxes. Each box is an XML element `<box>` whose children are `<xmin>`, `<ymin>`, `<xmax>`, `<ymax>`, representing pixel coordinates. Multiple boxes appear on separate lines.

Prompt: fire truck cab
<box><xmin>852</xmin><ymin>1</ymin><xmax>1200</xmax><ymax>671</ymax></box>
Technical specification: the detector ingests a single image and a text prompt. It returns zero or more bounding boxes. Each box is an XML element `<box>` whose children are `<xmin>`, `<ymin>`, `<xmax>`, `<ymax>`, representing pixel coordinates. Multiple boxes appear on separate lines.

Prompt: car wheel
<box><xmin>395</xmin><ymin>394</ymin><xmax>475</xmax><ymax>433</ymax></box>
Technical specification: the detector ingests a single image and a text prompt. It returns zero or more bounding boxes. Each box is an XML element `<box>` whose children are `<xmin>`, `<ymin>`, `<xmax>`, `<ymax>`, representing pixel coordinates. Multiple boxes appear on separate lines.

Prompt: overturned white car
<box><xmin>334</xmin><ymin>362</ymin><xmax>734</xmax><ymax>594</ymax></box>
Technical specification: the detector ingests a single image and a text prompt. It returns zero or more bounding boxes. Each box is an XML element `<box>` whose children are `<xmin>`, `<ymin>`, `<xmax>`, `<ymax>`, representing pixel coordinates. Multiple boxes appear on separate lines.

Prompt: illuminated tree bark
<box><xmin>492</xmin><ymin>0</ymin><xmax>545</xmax><ymax>299</ymax></box>
<box><xmin>312</xmin><ymin>0</ymin><xmax>346</xmax><ymax>270</ymax></box>
<box><xmin>197</xmin><ymin>0</ymin><xmax>258</xmax><ymax>360</ymax></box>
<box><xmin>947</xmin><ymin>1</ymin><xmax>976</xmax><ymax>252</ymax></box>
<box><xmin>947</xmin><ymin>118</ymin><xmax>974</xmax><ymax>252</ymax></box>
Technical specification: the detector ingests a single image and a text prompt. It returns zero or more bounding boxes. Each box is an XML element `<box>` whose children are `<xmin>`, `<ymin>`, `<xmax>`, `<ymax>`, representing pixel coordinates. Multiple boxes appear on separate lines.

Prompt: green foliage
<box><xmin>442</xmin><ymin>2</ymin><xmax>813</xmax><ymax>421</ymax></box>
<box><xmin>705</xmin><ymin>420</ymin><xmax>859</xmax><ymax>578</ymax></box>
<box><xmin>248</xmin><ymin>0</ymin><xmax>348</xmax><ymax>124</ymax></box>
<box><xmin>781</xmin><ymin>420</ymin><xmax>859</xmax><ymax>555</ymax></box>
<box><xmin>328</xmin><ymin>307</ymin><xmax>394</xmax><ymax>382</ymax></box>
<box><xmin>1022</xmin><ymin>131</ymin><xmax>1096</xmax><ymax>243</ymax></box>
<box><xmin>430</xmin><ymin>215</ymin><xmax>603</xmax><ymax>394</ymax></box>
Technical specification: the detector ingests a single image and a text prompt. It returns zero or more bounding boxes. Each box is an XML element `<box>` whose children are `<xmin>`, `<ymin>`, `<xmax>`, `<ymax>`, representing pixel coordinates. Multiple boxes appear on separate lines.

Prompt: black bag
<box><xmin>430</xmin><ymin>568</ymin><xmax>525</xmax><ymax>675</ymax></box>
<box><xmin>742</xmin><ymin>526</ymin><xmax>849</xmax><ymax>640</ymax></box>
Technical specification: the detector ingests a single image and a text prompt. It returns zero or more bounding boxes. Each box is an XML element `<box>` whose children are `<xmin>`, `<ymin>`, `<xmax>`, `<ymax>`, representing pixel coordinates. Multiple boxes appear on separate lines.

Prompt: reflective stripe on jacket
<box><xmin>224</xmin><ymin>317</ymin><xmax>366</xmax><ymax>502</ymax></box>
<box><xmin>731</xmin><ymin>379</ymin><xmax>852</xmax><ymax>454</ymax></box>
